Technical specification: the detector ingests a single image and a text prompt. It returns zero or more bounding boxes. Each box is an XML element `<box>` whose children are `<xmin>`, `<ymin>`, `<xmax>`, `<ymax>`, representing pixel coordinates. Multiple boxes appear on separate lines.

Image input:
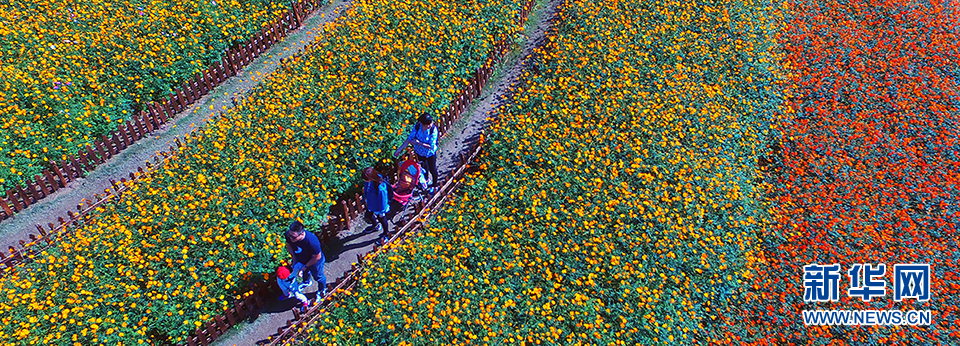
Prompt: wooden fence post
<box><xmin>352</xmin><ymin>193</ymin><xmax>361</xmax><ymax>217</ymax></box>
<box><xmin>195</xmin><ymin>74</ymin><xmax>206</xmax><ymax>96</ymax></box>
<box><xmin>7</xmin><ymin>190</ymin><xmax>22</xmax><ymax>212</ymax></box>
<box><xmin>97</xmin><ymin>137</ymin><xmax>112</xmax><ymax>158</ymax></box>
<box><xmin>214</xmin><ymin>63</ymin><xmax>224</xmax><ymax>82</ymax></box>
<box><xmin>154</xmin><ymin>103</ymin><xmax>165</xmax><ymax>126</ymax></box>
<box><xmin>76</xmin><ymin>150</ymin><xmax>90</xmax><ymax>171</ymax></box>
<box><xmin>35</xmin><ymin>175</ymin><xmax>50</xmax><ymax>197</ymax></box>
<box><xmin>145</xmin><ymin>110</ymin><xmax>156</xmax><ymax>132</ymax></box>
<box><xmin>111</xmin><ymin>132</ymin><xmax>125</xmax><ymax>154</ymax></box>
<box><xmin>135</xmin><ymin>111</ymin><xmax>148</xmax><ymax>137</ymax></box>
<box><xmin>27</xmin><ymin>179</ymin><xmax>42</xmax><ymax>202</ymax></box>
<box><xmin>222</xmin><ymin>57</ymin><xmax>232</xmax><ymax>78</ymax></box>
<box><xmin>182</xmin><ymin>82</ymin><xmax>193</xmax><ymax>104</ymax></box>
<box><xmin>51</xmin><ymin>161</ymin><xmax>67</xmax><ymax>188</ymax></box>
<box><xmin>124</xmin><ymin>121</ymin><xmax>138</xmax><ymax>142</ymax></box>
<box><xmin>0</xmin><ymin>196</ymin><xmax>14</xmax><ymax>217</ymax></box>
<box><xmin>186</xmin><ymin>78</ymin><xmax>202</xmax><ymax>103</ymax></box>
<box><xmin>158</xmin><ymin>101</ymin><xmax>171</xmax><ymax>123</ymax></box>
<box><xmin>44</xmin><ymin>170</ymin><xmax>59</xmax><ymax>193</ymax></box>
<box><xmin>165</xmin><ymin>95</ymin><xmax>176</xmax><ymax>115</ymax></box>
<box><xmin>340</xmin><ymin>200</ymin><xmax>350</xmax><ymax>231</ymax></box>
<box><xmin>230</xmin><ymin>51</ymin><xmax>241</xmax><ymax>76</ymax></box>
<box><xmin>85</xmin><ymin>145</ymin><xmax>100</xmax><ymax>165</ymax></box>
<box><xmin>16</xmin><ymin>186</ymin><xmax>30</xmax><ymax>208</ymax></box>
<box><xmin>232</xmin><ymin>50</ymin><xmax>242</xmax><ymax>76</ymax></box>
<box><xmin>205</xmin><ymin>321</ymin><xmax>218</xmax><ymax>343</ymax></box>
<box><xmin>204</xmin><ymin>71</ymin><xmax>214</xmax><ymax>92</ymax></box>
<box><xmin>120</xmin><ymin>123</ymin><xmax>132</xmax><ymax>147</ymax></box>
<box><xmin>177</xmin><ymin>90</ymin><xmax>188</xmax><ymax>110</ymax></box>
<box><xmin>133</xmin><ymin>115</ymin><xmax>147</xmax><ymax>138</ymax></box>
<box><xmin>68</xmin><ymin>156</ymin><xmax>83</xmax><ymax>179</ymax></box>
<box><xmin>195</xmin><ymin>77</ymin><xmax>204</xmax><ymax>99</ymax></box>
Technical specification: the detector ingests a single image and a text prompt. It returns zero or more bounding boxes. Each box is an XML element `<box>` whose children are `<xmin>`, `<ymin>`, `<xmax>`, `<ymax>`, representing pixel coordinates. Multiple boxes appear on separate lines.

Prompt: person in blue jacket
<box><xmin>363</xmin><ymin>167</ymin><xmax>391</xmax><ymax>241</ymax></box>
<box><xmin>394</xmin><ymin>112</ymin><xmax>439</xmax><ymax>188</ymax></box>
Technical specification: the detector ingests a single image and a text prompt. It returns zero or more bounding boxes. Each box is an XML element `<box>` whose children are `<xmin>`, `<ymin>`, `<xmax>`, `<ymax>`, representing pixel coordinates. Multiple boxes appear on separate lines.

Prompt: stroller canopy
<box><xmin>393</xmin><ymin>158</ymin><xmax>425</xmax><ymax>204</ymax></box>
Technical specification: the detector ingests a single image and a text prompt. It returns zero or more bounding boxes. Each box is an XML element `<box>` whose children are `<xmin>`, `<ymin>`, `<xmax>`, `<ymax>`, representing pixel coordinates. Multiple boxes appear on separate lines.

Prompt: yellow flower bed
<box><xmin>296</xmin><ymin>0</ymin><xmax>784</xmax><ymax>344</ymax></box>
<box><xmin>0</xmin><ymin>0</ymin><xmax>523</xmax><ymax>344</ymax></box>
<box><xmin>0</xmin><ymin>0</ymin><xmax>293</xmax><ymax>191</ymax></box>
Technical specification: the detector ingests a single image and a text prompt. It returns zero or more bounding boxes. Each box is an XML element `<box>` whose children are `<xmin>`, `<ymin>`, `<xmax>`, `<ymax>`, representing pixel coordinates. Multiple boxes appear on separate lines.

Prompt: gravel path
<box><xmin>0</xmin><ymin>0</ymin><xmax>353</xmax><ymax>250</ymax></box>
<box><xmin>210</xmin><ymin>0</ymin><xmax>563</xmax><ymax>344</ymax></box>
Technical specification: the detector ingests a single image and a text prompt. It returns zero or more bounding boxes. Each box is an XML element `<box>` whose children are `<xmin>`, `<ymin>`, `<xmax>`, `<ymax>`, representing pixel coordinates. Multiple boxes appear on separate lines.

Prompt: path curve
<box><xmin>0</xmin><ymin>0</ymin><xmax>353</xmax><ymax>248</ymax></box>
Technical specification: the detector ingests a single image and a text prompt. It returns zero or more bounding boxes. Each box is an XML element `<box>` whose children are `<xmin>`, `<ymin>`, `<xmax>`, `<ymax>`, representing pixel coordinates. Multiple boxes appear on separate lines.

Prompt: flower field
<box><xmin>0</xmin><ymin>0</ymin><xmax>294</xmax><ymax>191</ymax></box>
<box><xmin>740</xmin><ymin>0</ymin><xmax>960</xmax><ymax>344</ymax></box>
<box><xmin>3</xmin><ymin>0</ymin><xmax>958</xmax><ymax>343</ymax></box>
<box><xmin>0</xmin><ymin>0</ymin><xmax>524</xmax><ymax>344</ymax></box>
<box><xmin>294</xmin><ymin>0</ymin><xmax>785</xmax><ymax>343</ymax></box>
<box><xmin>285</xmin><ymin>0</ymin><xmax>960</xmax><ymax>344</ymax></box>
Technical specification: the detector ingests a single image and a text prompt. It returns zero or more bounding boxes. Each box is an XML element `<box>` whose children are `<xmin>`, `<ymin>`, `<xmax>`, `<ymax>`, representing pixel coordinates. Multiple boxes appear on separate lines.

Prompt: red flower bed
<box><xmin>745</xmin><ymin>0</ymin><xmax>960</xmax><ymax>343</ymax></box>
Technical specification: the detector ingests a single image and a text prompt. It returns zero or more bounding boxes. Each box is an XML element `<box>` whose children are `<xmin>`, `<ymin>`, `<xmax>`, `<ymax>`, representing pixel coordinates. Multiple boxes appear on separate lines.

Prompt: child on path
<box><xmin>386</xmin><ymin>152</ymin><xmax>428</xmax><ymax>222</ymax></box>
<box><xmin>276</xmin><ymin>263</ymin><xmax>312</xmax><ymax>312</ymax></box>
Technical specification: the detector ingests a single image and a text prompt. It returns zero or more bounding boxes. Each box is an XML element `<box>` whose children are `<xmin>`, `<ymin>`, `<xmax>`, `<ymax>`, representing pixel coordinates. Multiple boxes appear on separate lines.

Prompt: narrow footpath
<box><xmin>210</xmin><ymin>0</ymin><xmax>561</xmax><ymax>344</ymax></box>
<box><xmin>0</xmin><ymin>0</ymin><xmax>353</xmax><ymax>248</ymax></box>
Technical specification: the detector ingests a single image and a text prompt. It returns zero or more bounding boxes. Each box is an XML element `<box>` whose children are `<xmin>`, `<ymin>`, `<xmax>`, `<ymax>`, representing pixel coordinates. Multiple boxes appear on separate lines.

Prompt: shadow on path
<box><xmin>321</xmin><ymin>230</ymin><xmax>381</xmax><ymax>262</ymax></box>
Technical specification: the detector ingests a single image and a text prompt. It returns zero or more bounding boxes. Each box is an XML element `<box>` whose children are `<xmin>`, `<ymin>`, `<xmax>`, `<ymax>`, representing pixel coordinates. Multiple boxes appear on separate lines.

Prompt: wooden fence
<box><xmin>1</xmin><ymin>0</ymin><xmax>533</xmax><ymax>344</ymax></box>
<box><xmin>178</xmin><ymin>40</ymin><xmax>510</xmax><ymax>345</ymax></box>
<box><xmin>260</xmin><ymin>1</ymin><xmax>536</xmax><ymax>345</ymax></box>
<box><xmin>0</xmin><ymin>0</ymin><xmax>325</xmax><ymax>221</ymax></box>
<box><xmin>264</xmin><ymin>133</ymin><xmax>483</xmax><ymax>346</ymax></box>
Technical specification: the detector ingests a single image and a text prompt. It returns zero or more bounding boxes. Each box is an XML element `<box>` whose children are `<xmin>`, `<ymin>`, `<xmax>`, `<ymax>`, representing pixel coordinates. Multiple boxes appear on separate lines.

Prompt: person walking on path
<box><xmin>362</xmin><ymin>167</ymin><xmax>391</xmax><ymax>243</ymax></box>
<box><xmin>394</xmin><ymin>112</ymin><xmax>440</xmax><ymax>189</ymax></box>
<box><xmin>285</xmin><ymin>220</ymin><xmax>327</xmax><ymax>297</ymax></box>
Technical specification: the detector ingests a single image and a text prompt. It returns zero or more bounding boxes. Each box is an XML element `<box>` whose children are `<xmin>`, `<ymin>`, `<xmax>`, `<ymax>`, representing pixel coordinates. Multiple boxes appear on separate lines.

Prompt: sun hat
<box><xmin>277</xmin><ymin>265</ymin><xmax>292</xmax><ymax>280</ymax></box>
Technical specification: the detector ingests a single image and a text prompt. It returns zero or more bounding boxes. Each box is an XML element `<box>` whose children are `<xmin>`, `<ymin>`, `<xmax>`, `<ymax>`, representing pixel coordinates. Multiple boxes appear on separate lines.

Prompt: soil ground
<box><xmin>209</xmin><ymin>0</ymin><xmax>562</xmax><ymax>344</ymax></box>
<box><xmin>0</xmin><ymin>0</ymin><xmax>353</xmax><ymax>250</ymax></box>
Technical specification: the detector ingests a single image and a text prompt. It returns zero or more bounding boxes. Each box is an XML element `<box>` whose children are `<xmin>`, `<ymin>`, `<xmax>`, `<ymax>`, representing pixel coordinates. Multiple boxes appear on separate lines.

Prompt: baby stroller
<box><xmin>389</xmin><ymin>157</ymin><xmax>430</xmax><ymax>223</ymax></box>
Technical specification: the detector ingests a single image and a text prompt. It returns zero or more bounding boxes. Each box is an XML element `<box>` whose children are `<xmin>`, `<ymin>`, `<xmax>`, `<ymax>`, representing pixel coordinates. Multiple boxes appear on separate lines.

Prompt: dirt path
<box><xmin>0</xmin><ymin>0</ymin><xmax>353</xmax><ymax>249</ymax></box>
<box><xmin>434</xmin><ymin>1</ymin><xmax>556</xmax><ymax>185</ymax></box>
<box><xmin>210</xmin><ymin>0</ymin><xmax>561</xmax><ymax>344</ymax></box>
